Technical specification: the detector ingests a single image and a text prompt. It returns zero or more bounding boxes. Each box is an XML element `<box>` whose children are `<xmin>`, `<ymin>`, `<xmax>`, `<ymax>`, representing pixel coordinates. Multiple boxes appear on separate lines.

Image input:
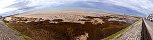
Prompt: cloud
<box><xmin>26</xmin><ymin>0</ymin><xmax>64</xmax><ymax>7</ymax></box>
<box><xmin>102</xmin><ymin>0</ymin><xmax>153</xmax><ymax>15</ymax></box>
<box><xmin>55</xmin><ymin>0</ymin><xmax>153</xmax><ymax>15</ymax></box>
<box><xmin>0</xmin><ymin>0</ymin><xmax>16</xmax><ymax>14</ymax></box>
<box><xmin>0</xmin><ymin>0</ymin><xmax>16</xmax><ymax>8</ymax></box>
<box><xmin>26</xmin><ymin>0</ymin><xmax>153</xmax><ymax>15</ymax></box>
<box><xmin>0</xmin><ymin>8</ymin><xmax>17</xmax><ymax>13</ymax></box>
<box><xmin>1</xmin><ymin>0</ymin><xmax>153</xmax><ymax>16</ymax></box>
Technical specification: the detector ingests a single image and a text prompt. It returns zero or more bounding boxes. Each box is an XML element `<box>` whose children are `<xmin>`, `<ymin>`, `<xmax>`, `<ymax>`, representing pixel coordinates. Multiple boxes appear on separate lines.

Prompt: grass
<box><xmin>9</xmin><ymin>25</ymin><xmax>33</xmax><ymax>40</ymax></box>
<box><xmin>3</xmin><ymin>16</ymin><xmax>138</xmax><ymax>40</ymax></box>
<box><xmin>3</xmin><ymin>21</ymin><xmax>33</xmax><ymax>40</ymax></box>
<box><xmin>102</xmin><ymin>18</ymin><xmax>142</xmax><ymax>40</ymax></box>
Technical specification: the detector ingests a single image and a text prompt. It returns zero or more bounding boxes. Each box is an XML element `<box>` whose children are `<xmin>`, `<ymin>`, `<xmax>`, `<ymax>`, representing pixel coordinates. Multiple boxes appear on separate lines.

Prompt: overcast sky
<box><xmin>1</xmin><ymin>0</ymin><xmax>153</xmax><ymax>16</ymax></box>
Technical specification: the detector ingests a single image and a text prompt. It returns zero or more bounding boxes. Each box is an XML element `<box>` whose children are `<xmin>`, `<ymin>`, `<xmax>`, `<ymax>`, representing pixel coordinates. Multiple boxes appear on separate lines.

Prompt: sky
<box><xmin>1</xmin><ymin>0</ymin><xmax>153</xmax><ymax>16</ymax></box>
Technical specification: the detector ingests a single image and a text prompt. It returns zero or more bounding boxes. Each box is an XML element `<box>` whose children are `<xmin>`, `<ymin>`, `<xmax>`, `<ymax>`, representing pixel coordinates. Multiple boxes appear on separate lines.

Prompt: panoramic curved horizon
<box><xmin>1</xmin><ymin>0</ymin><xmax>153</xmax><ymax>17</ymax></box>
<box><xmin>1</xmin><ymin>0</ymin><xmax>153</xmax><ymax>40</ymax></box>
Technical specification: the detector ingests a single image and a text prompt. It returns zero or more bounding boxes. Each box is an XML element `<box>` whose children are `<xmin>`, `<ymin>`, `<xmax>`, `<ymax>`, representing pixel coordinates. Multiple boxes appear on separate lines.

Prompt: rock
<box><xmin>74</xmin><ymin>32</ymin><xmax>88</xmax><ymax>40</ymax></box>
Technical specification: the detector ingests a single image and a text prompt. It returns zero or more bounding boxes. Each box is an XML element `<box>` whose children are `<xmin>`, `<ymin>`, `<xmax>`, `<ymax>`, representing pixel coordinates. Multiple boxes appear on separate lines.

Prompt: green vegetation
<box><xmin>3</xmin><ymin>14</ymin><xmax>139</xmax><ymax>40</ymax></box>
<box><xmin>5</xmin><ymin>22</ymin><xmax>33</xmax><ymax>40</ymax></box>
<box><xmin>4</xmin><ymin>18</ymin><xmax>132</xmax><ymax>40</ymax></box>
<box><xmin>103</xmin><ymin>18</ymin><xmax>142</xmax><ymax>40</ymax></box>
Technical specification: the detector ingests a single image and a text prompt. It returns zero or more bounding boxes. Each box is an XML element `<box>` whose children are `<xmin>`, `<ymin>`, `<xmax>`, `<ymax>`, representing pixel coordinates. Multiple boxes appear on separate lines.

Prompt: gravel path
<box><xmin>116</xmin><ymin>21</ymin><xmax>142</xmax><ymax>40</ymax></box>
<box><xmin>0</xmin><ymin>20</ymin><xmax>22</xmax><ymax>40</ymax></box>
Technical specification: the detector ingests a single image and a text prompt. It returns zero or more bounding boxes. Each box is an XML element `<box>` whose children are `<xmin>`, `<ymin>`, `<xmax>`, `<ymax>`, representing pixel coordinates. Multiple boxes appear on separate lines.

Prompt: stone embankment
<box><xmin>0</xmin><ymin>20</ymin><xmax>22</xmax><ymax>40</ymax></box>
<box><xmin>116</xmin><ymin>21</ymin><xmax>142</xmax><ymax>40</ymax></box>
